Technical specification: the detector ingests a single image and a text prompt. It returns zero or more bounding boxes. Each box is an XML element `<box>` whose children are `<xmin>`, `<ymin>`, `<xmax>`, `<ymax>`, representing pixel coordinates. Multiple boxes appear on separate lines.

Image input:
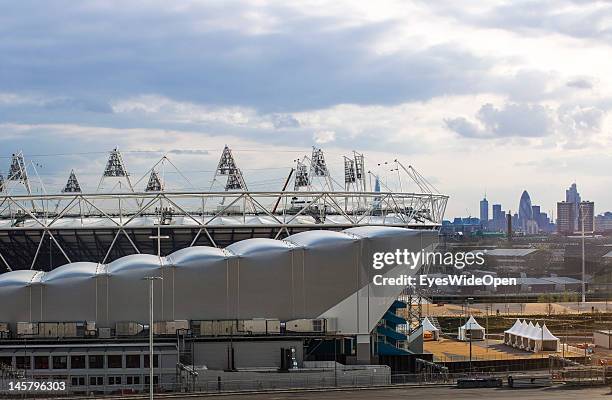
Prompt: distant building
<box><xmin>578</xmin><ymin>201</ymin><xmax>595</xmax><ymax>233</ymax></box>
<box><xmin>595</xmin><ymin>212</ymin><xmax>612</xmax><ymax>232</ymax></box>
<box><xmin>531</xmin><ymin>205</ymin><xmax>553</xmax><ymax>233</ymax></box>
<box><xmin>518</xmin><ymin>191</ymin><xmax>533</xmax><ymax>231</ymax></box>
<box><xmin>491</xmin><ymin>204</ymin><xmax>505</xmax><ymax>232</ymax></box>
<box><xmin>482</xmin><ymin>248</ymin><xmax>542</xmax><ymax>273</ymax></box>
<box><xmin>525</xmin><ymin>219</ymin><xmax>539</xmax><ymax>235</ymax></box>
<box><xmin>566</xmin><ymin>183</ymin><xmax>581</xmax><ymax>231</ymax></box>
<box><xmin>557</xmin><ymin>201</ymin><xmax>574</xmax><ymax>234</ymax></box>
<box><xmin>479</xmin><ymin>197</ymin><xmax>489</xmax><ymax>225</ymax></box>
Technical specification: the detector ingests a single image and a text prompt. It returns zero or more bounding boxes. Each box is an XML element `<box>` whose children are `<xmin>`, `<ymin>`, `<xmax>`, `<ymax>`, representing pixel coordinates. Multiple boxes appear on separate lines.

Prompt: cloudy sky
<box><xmin>1</xmin><ymin>0</ymin><xmax>611</xmax><ymax>218</ymax></box>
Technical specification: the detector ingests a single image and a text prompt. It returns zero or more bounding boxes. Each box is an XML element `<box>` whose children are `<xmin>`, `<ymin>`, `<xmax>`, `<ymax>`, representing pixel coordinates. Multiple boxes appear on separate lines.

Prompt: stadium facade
<box><xmin>0</xmin><ymin>147</ymin><xmax>447</xmax><ymax>394</ymax></box>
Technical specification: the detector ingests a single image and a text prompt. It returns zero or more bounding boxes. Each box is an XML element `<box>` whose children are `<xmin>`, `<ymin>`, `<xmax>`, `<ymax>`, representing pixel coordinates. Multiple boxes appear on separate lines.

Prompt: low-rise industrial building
<box><xmin>594</xmin><ymin>330</ymin><xmax>612</xmax><ymax>349</ymax></box>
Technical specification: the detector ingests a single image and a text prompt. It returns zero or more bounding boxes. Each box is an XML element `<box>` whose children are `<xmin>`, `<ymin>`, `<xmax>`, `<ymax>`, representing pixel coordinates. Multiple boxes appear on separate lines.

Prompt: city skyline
<box><xmin>461</xmin><ymin>182</ymin><xmax>600</xmax><ymax>223</ymax></box>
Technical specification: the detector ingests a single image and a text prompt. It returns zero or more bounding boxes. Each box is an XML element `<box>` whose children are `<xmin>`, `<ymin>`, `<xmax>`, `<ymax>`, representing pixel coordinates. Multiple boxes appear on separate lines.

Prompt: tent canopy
<box><xmin>460</xmin><ymin>316</ymin><xmax>485</xmax><ymax>331</ymax></box>
<box><xmin>541</xmin><ymin>324</ymin><xmax>559</xmax><ymax>341</ymax></box>
<box><xmin>422</xmin><ymin>317</ymin><xmax>439</xmax><ymax>332</ymax></box>
<box><xmin>504</xmin><ymin>319</ymin><xmax>522</xmax><ymax>334</ymax></box>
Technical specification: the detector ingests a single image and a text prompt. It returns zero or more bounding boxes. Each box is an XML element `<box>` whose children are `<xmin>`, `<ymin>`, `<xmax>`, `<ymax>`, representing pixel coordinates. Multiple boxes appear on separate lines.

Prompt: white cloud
<box><xmin>313</xmin><ymin>130</ymin><xmax>336</xmax><ymax>144</ymax></box>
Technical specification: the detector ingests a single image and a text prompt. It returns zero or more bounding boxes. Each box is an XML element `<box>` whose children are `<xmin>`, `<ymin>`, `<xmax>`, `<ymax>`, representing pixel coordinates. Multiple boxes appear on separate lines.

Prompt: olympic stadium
<box><xmin>0</xmin><ymin>147</ymin><xmax>448</xmax><ymax>394</ymax></box>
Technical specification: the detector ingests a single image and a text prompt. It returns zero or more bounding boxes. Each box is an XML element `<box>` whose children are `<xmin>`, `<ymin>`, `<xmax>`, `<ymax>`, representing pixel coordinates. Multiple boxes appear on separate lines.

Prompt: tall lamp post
<box><xmin>145</xmin><ymin>210</ymin><xmax>168</xmax><ymax>399</ymax></box>
<box><xmin>465</xmin><ymin>297</ymin><xmax>473</xmax><ymax>375</ymax></box>
<box><xmin>144</xmin><ymin>276</ymin><xmax>163</xmax><ymax>400</ymax></box>
<box><xmin>580</xmin><ymin>203</ymin><xmax>586</xmax><ymax>304</ymax></box>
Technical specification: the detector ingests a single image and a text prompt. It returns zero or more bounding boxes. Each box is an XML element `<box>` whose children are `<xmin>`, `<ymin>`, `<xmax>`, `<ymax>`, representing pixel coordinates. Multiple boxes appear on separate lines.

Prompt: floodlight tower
<box><xmin>145</xmin><ymin>170</ymin><xmax>164</xmax><ymax>192</ymax></box>
<box><xmin>7</xmin><ymin>151</ymin><xmax>32</xmax><ymax>194</ymax></box>
<box><xmin>62</xmin><ymin>170</ymin><xmax>82</xmax><ymax>193</ymax></box>
<box><xmin>308</xmin><ymin>147</ymin><xmax>333</xmax><ymax>191</ymax></box>
<box><xmin>97</xmin><ymin>147</ymin><xmax>134</xmax><ymax>192</ymax></box>
<box><xmin>293</xmin><ymin>159</ymin><xmax>310</xmax><ymax>191</ymax></box>
<box><xmin>210</xmin><ymin>146</ymin><xmax>254</xmax><ymax>212</ymax></box>
<box><xmin>211</xmin><ymin>146</ymin><xmax>249</xmax><ymax>192</ymax></box>
<box><xmin>353</xmin><ymin>151</ymin><xmax>367</xmax><ymax>192</ymax></box>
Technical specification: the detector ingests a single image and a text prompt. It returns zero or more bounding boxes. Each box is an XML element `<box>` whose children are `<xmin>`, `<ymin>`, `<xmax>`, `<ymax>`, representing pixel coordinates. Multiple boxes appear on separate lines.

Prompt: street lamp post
<box><xmin>466</xmin><ymin>297</ymin><xmax>473</xmax><ymax>375</ymax></box>
<box><xmin>145</xmin><ymin>213</ymin><xmax>168</xmax><ymax>400</ymax></box>
<box><xmin>144</xmin><ymin>276</ymin><xmax>163</xmax><ymax>400</ymax></box>
<box><xmin>580</xmin><ymin>203</ymin><xmax>586</xmax><ymax>304</ymax></box>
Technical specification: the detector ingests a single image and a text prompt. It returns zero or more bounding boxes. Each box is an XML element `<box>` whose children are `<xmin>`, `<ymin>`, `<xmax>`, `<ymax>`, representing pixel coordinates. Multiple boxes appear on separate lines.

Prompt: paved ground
<box><xmin>184</xmin><ymin>386</ymin><xmax>610</xmax><ymax>399</ymax></box>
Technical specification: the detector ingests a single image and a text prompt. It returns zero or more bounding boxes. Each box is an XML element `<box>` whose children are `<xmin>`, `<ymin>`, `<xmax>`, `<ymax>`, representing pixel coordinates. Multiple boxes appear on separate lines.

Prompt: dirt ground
<box><xmin>421</xmin><ymin>301</ymin><xmax>612</xmax><ymax>317</ymax></box>
<box><xmin>423</xmin><ymin>338</ymin><xmax>584</xmax><ymax>362</ymax></box>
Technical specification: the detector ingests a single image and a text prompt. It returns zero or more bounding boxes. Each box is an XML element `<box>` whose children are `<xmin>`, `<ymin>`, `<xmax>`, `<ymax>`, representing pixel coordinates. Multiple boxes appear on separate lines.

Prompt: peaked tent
<box><xmin>504</xmin><ymin>320</ymin><xmax>560</xmax><ymax>352</ymax></box>
<box><xmin>540</xmin><ymin>324</ymin><xmax>560</xmax><ymax>351</ymax></box>
<box><xmin>422</xmin><ymin>317</ymin><xmax>440</xmax><ymax>341</ymax></box>
<box><xmin>504</xmin><ymin>319</ymin><xmax>522</xmax><ymax>345</ymax></box>
<box><xmin>458</xmin><ymin>316</ymin><xmax>485</xmax><ymax>341</ymax></box>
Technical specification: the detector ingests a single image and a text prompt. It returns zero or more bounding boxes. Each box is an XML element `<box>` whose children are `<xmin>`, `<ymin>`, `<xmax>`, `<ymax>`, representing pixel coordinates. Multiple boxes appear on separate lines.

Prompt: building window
<box><xmin>126</xmin><ymin>376</ymin><xmax>141</xmax><ymax>385</ymax></box>
<box><xmin>70</xmin><ymin>355</ymin><xmax>86</xmax><ymax>369</ymax></box>
<box><xmin>52</xmin><ymin>356</ymin><xmax>67</xmax><ymax>369</ymax></box>
<box><xmin>108</xmin><ymin>376</ymin><xmax>122</xmax><ymax>385</ymax></box>
<box><xmin>144</xmin><ymin>375</ymin><xmax>159</xmax><ymax>385</ymax></box>
<box><xmin>89</xmin><ymin>376</ymin><xmax>104</xmax><ymax>386</ymax></box>
<box><xmin>71</xmin><ymin>376</ymin><xmax>85</xmax><ymax>386</ymax></box>
<box><xmin>126</xmin><ymin>354</ymin><xmax>140</xmax><ymax>368</ymax></box>
<box><xmin>143</xmin><ymin>354</ymin><xmax>159</xmax><ymax>368</ymax></box>
<box><xmin>0</xmin><ymin>356</ymin><xmax>12</xmax><ymax>367</ymax></box>
<box><xmin>88</xmin><ymin>355</ymin><xmax>104</xmax><ymax>369</ymax></box>
<box><xmin>34</xmin><ymin>356</ymin><xmax>49</xmax><ymax>370</ymax></box>
<box><xmin>107</xmin><ymin>354</ymin><xmax>122</xmax><ymax>368</ymax></box>
<box><xmin>16</xmin><ymin>356</ymin><xmax>30</xmax><ymax>369</ymax></box>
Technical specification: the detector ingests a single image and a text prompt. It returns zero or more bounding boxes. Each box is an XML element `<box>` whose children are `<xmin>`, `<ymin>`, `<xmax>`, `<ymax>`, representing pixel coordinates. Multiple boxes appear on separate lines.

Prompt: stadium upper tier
<box><xmin>0</xmin><ymin>148</ymin><xmax>447</xmax><ymax>271</ymax></box>
<box><xmin>0</xmin><ymin>191</ymin><xmax>447</xmax><ymax>229</ymax></box>
<box><xmin>0</xmin><ymin>226</ymin><xmax>438</xmax><ymax>335</ymax></box>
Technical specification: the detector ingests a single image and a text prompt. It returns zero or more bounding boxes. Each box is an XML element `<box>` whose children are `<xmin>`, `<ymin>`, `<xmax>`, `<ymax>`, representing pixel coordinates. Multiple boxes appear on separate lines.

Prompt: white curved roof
<box><xmin>0</xmin><ymin>225</ymin><xmax>436</xmax><ymax>332</ymax></box>
<box><xmin>285</xmin><ymin>229</ymin><xmax>356</xmax><ymax>247</ymax></box>
<box><xmin>106</xmin><ymin>253</ymin><xmax>162</xmax><ymax>274</ymax></box>
<box><xmin>42</xmin><ymin>262</ymin><xmax>100</xmax><ymax>282</ymax></box>
<box><xmin>226</xmin><ymin>237</ymin><xmax>293</xmax><ymax>255</ymax></box>
<box><xmin>0</xmin><ymin>270</ymin><xmax>42</xmax><ymax>287</ymax></box>
<box><xmin>165</xmin><ymin>246</ymin><xmax>228</xmax><ymax>267</ymax></box>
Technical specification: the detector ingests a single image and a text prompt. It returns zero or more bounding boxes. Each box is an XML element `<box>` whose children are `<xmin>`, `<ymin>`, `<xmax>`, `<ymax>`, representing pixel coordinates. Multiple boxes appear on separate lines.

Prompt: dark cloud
<box><xmin>443</xmin><ymin>117</ymin><xmax>484</xmax><ymax>138</ymax></box>
<box><xmin>425</xmin><ymin>0</ymin><xmax>612</xmax><ymax>42</ymax></box>
<box><xmin>566</xmin><ymin>78</ymin><xmax>593</xmax><ymax>90</ymax></box>
<box><xmin>43</xmin><ymin>97</ymin><xmax>113</xmax><ymax>114</ymax></box>
<box><xmin>0</xmin><ymin>1</ymin><xmax>493</xmax><ymax>114</ymax></box>
<box><xmin>446</xmin><ymin>102</ymin><xmax>553</xmax><ymax>138</ymax></box>
<box><xmin>166</xmin><ymin>149</ymin><xmax>210</xmax><ymax>155</ymax></box>
<box><xmin>271</xmin><ymin>114</ymin><xmax>300</xmax><ymax>129</ymax></box>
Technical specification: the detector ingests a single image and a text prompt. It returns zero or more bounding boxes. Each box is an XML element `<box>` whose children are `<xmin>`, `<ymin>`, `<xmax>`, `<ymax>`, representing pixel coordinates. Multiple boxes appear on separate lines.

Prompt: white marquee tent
<box><xmin>458</xmin><ymin>316</ymin><xmax>485</xmax><ymax>341</ymax></box>
<box><xmin>504</xmin><ymin>319</ymin><xmax>559</xmax><ymax>352</ymax></box>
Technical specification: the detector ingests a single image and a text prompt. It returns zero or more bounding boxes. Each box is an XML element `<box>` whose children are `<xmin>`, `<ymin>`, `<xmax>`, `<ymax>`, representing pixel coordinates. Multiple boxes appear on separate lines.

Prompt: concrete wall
<box><xmin>594</xmin><ymin>331</ymin><xmax>611</xmax><ymax>349</ymax></box>
<box><xmin>192</xmin><ymin>339</ymin><xmax>304</xmax><ymax>370</ymax></box>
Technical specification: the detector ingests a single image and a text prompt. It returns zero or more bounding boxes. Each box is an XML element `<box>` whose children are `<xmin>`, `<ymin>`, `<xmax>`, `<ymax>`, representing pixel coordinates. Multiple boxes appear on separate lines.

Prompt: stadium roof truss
<box><xmin>0</xmin><ymin>190</ymin><xmax>447</xmax><ymax>271</ymax></box>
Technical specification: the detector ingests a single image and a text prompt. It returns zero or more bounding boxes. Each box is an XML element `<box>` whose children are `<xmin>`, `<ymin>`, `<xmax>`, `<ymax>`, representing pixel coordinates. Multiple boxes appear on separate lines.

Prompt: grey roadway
<box><xmin>144</xmin><ymin>386</ymin><xmax>610</xmax><ymax>400</ymax></box>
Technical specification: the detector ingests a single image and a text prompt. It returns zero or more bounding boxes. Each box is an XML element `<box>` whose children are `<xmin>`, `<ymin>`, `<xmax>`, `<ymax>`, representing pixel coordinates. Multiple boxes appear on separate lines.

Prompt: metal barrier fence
<box><xmin>0</xmin><ymin>365</ymin><xmax>607</xmax><ymax>397</ymax></box>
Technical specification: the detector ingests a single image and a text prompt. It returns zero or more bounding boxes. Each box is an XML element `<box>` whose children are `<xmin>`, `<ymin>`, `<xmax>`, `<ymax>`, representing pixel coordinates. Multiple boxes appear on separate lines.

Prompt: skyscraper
<box><xmin>557</xmin><ymin>201</ymin><xmax>574</xmax><ymax>234</ymax></box>
<box><xmin>566</xmin><ymin>183</ymin><xmax>581</xmax><ymax>231</ymax></box>
<box><xmin>479</xmin><ymin>196</ymin><xmax>489</xmax><ymax>224</ymax></box>
<box><xmin>492</xmin><ymin>204</ymin><xmax>504</xmax><ymax>232</ymax></box>
<box><xmin>518</xmin><ymin>190</ymin><xmax>533</xmax><ymax>230</ymax></box>
<box><xmin>578</xmin><ymin>201</ymin><xmax>595</xmax><ymax>233</ymax></box>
